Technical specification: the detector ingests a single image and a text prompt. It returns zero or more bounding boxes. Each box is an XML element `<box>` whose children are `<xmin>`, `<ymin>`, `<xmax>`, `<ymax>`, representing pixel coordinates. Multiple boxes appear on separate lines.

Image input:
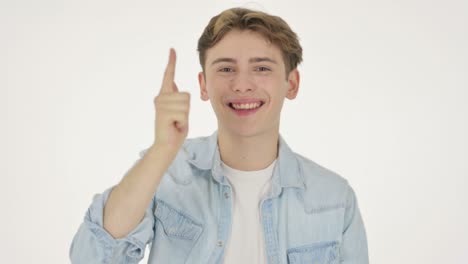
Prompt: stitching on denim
<box><xmin>85</xmin><ymin>220</ymin><xmax>117</xmax><ymax>264</ymax></box>
<box><xmin>295</xmin><ymin>189</ymin><xmax>346</xmax><ymax>214</ymax></box>
<box><xmin>287</xmin><ymin>241</ymin><xmax>338</xmax><ymax>254</ymax></box>
<box><xmin>125</xmin><ymin>236</ymin><xmax>145</xmax><ymax>259</ymax></box>
<box><xmin>154</xmin><ymin>219</ymin><xmax>201</xmax><ymax>240</ymax></box>
<box><xmin>154</xmin><ymin>199</ymin><xmax>203</xmax><ymax>240</ymax></box>
<box><xmin>305</xmin><ymin>203</ymin><xmax>346</xmax><ymax>214</ymax></box>
<box><xmin>287</xmin><ymin>241</ymin><xmax>339</xmax><ymax>263</ymax></box>
<box><xmin>155</xmin><ymin>199</ymin><xmax>202</xmax><ymax>226</ymax></box>
<box><xmin>262</xmin><ymin>199</ymin><xmax>280</xmax><ymax>264</ymax></box>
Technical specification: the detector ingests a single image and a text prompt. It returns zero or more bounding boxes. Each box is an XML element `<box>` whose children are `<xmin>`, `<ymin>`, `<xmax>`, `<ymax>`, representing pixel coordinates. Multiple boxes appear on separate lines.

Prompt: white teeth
<box><xmin>231</xmin><ymin>102</ymin><xmax>262</xmax><ymax>110</ymax></box>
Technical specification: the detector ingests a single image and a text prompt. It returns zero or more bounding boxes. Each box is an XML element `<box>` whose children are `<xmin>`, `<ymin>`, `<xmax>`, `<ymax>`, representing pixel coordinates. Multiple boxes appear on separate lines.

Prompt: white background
<box><xmin>2</xmin><ymin>0</ymin><xmax>467</xmax><ymax>263</ymax></box>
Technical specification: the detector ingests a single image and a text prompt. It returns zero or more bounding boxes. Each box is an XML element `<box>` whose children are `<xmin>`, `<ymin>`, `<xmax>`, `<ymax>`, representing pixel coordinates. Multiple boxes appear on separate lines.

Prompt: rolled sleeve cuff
<box><xmin>84</xmin><ymin>186</ymin><xmax>155</xmax><ymax>260</ymax></box>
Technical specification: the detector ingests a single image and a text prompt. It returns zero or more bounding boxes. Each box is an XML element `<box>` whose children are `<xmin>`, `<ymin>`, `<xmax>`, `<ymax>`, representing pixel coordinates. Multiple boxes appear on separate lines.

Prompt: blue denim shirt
<box><xmin>70</xmin><ymin>130</ymin><xmax>369</xmax><ymax>264</ymax></box>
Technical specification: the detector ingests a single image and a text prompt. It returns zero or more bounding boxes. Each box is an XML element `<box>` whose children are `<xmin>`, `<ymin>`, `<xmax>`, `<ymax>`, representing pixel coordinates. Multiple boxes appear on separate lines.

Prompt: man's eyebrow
<box><xmin>210</xmin><ymin>57</ymin><xmax>237</xmax><ymax>66</ymax></box>
<box><xmin>249</xmin><ymin>57</ymin><xmax>278</xmax><ymax>64</ymax></box>
<box><xmin>210</xmin><ymin>57</ymin><xmax>278</xmax><ymax>66</ymax></box>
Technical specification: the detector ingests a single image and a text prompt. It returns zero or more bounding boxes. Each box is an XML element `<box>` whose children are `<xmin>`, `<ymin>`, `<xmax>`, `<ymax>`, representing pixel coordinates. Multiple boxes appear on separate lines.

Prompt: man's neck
<box><xmin>217</xmin><ymin>127</ymin><xmax>279</xmax><ymax>171</ymax></box>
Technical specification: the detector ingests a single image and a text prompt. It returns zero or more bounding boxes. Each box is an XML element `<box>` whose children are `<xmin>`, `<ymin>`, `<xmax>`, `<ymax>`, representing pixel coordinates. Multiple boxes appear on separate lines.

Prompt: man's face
<box><xmin>198</xmin><ymin>29</ymin><xmax>300</xmax><ymax>138</ymax></box>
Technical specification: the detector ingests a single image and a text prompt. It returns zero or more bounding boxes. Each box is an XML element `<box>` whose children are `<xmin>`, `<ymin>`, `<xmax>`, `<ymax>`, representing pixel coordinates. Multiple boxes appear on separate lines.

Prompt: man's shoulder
<box><xmin>183</xmin><ymin>134</ymin><xmax>212</xmax><ymax>147</ymax></box>
<box><xmin>138</xmin><ymin>135</ymin><xmax>211</xmax><ymax>160</ymax></box>
<box><xmin>293</xmin><ymin>152</ymin><xmax>351</xmax><ymax>210</ymax></box>
<box><xmin>294</xmin><ymin>152</ymin><xmax>349</xmax><ymax>187</ymax></box>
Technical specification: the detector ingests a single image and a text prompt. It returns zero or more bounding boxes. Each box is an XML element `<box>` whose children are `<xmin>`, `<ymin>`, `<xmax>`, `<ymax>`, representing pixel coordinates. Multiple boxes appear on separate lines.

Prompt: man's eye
<box><xmin>256</xmin><ymin>67</ymin><xmax>271</xmax><ymax>72</ymax></box>
<box><xmin>219</xmin><ymin>67</ymin><xmax>233</xmax><ymax>72</ymax></box>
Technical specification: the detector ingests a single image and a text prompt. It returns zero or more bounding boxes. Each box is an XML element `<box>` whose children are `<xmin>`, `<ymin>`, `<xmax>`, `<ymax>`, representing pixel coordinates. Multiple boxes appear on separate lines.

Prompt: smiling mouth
<box><xmin>226</xmin><ymin>101</ymin><xmax>265</xmax><ymax>117</ymax></box>
<box><xmin>228</xmin><ymin>101</ymin><xmax>265</xmax><ymax>110</ymax></box>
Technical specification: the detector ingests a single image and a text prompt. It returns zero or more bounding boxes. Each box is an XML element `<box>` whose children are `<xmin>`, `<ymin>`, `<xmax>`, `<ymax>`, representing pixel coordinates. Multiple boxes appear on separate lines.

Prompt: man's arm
<box><xmin>104</xmin><ymin>48</ymin><xmax>190</xmax><ymax>239</ymax></box>
<box><xmin>69</xmin><ymin>147</ymin><xmax>170</xmax><ymax>264</ymax></box>
<box><xmin>69</xmin><ymin>48</ymin><xmax>191</xmax><ymax>263</ymax></box>
<box><xmin>340</xmin><ymin>184</ymin><xmax>369</xmax><ymax>264</ymax></box>
<box><xmin>103</xmin><ymin>145</ymin><xmax>173</xmax><ymax>238</ymax></box>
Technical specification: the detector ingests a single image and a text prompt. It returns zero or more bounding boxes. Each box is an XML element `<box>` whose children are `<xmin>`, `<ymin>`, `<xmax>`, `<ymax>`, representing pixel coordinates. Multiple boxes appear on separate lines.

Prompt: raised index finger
<box><xmin>160</xmin><ymin>48</ymin><xmax>176</xmax><ymax>94</ymax></box>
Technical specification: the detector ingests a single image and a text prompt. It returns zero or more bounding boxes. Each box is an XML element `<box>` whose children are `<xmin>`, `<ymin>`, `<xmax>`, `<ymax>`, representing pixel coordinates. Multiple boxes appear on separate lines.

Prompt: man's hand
<box><xmin>101</xmin><ymin>49</ymin><xmax>190</xmax><ymax>239</ymax></box>
<box><xmin>152</xmin><ymin>48</ymin><xmax>191</xmax><ymax>155</ymax></box>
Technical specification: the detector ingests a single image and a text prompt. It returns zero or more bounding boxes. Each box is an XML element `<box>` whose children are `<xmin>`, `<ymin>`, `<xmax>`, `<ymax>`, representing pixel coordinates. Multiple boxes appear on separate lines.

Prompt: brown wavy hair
<box><xmin>197</xmin><ymin>7</ymin><xmax>303</xmax><ymax>78</ymax></box>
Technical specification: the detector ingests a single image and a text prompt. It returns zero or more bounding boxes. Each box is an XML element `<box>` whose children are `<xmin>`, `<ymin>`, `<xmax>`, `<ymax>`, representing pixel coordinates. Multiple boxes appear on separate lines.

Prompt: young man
<box><xmin>70</xmin><ymin>7</ymin><xmax>369</xmax><ymax>264</ymax></box>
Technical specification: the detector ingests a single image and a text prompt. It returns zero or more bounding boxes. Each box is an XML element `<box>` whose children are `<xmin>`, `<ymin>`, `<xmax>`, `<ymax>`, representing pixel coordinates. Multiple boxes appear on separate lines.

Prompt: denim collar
<box><xmin>185</xmin><ymin>130</ymin><xmax>305</xmax><ymax>195</ymax></box>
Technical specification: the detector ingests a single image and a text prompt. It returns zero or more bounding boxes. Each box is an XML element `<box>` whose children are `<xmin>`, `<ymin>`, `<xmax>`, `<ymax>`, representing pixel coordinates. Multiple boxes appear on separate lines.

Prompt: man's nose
<box><xmin>231</xmin><ymin>71</ymin><xmax>256</xmax><ymax>93</ymax></box>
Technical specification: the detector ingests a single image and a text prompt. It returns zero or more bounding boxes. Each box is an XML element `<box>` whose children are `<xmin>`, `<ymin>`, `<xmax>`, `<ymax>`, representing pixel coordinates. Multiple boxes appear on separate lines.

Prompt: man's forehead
<box><xmin>206</xmin><ymin>31</ymin><xmax>282</xmax><ymax>62</ymax></box>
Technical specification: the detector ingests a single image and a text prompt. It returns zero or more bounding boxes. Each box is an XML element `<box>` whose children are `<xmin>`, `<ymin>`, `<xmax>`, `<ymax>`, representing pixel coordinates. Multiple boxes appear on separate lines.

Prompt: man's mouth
<box><xmin>228</xmin><ymin>101</ymin><xmax>264</xmax><ymax>110</ymax></box>
<box><xmin>227</xmin><ymin>101</ymin><xmax>265</xmax><ymax>116</ymax></box>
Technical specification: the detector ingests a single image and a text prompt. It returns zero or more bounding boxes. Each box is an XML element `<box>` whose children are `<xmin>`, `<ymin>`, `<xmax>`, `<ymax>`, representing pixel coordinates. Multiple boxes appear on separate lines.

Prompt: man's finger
<box><xmin>160</xmin><ymin>48</ymin><xmax>176</xmax><ymax>94</ymax></box>
<box><xmin>172</xmin><ymin>82</ymin><xmax>179</xmax><ymax>93</ymax></box>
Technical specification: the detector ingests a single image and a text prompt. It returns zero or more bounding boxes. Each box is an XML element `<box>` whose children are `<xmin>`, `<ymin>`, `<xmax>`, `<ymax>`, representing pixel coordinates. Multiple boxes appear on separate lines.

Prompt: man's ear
<box><xmin>198</xmin><ymin>71</ymin><xmax>210</xmax><ymax>101</ymax></box>
<box><xmin>285</xmin><ymin>69</ymin><xmax>300</xmax><ymax>100</ymax></box>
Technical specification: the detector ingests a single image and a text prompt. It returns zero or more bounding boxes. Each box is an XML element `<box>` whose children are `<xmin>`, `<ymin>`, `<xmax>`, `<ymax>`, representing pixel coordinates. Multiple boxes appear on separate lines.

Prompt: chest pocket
<box><xmin>287</xmin><ymin>241</ymin><xmax>339</xmax><ymax>264</ymax></box>
<box><xmin>151</xmin><ymin>199</ymin><xmax>203</xmax><ymax>262</ymax></box>
<box><xmin>154</xmin><ymin>199</ymin><xmax>203</xmax><ymax>240</ymax></box>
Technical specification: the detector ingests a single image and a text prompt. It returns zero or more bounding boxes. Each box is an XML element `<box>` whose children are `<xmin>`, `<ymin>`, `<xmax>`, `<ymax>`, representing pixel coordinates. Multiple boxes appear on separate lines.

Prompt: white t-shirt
<box><xmin>221</xmin><ymin>159</ymin><xmax>277</xmax><ymax>264</ymax></box>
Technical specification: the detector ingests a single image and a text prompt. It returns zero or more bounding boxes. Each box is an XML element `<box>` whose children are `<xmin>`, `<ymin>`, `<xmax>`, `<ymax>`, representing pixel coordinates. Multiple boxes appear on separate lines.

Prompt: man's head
<box><xmin>197</xmin><ymin>7</ymin><xmax>303</xmax><ymax>78</ymax></box>
<box><xmin>196</xmin><ymin>8</ymin><xmax>303</xmax><ymax>138</ymax></box>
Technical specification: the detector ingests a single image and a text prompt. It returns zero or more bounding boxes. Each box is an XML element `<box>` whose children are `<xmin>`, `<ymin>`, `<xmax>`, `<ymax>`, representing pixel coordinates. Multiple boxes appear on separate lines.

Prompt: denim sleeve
<box><xmin>70</xmin><ymin>148</ymin><xmax>155</xmax><ymax>264</ymax></box>
<box><xmin>340</xmin><ymin>184</ymin><xmax>369</xmax><ymax>264</ymax></box>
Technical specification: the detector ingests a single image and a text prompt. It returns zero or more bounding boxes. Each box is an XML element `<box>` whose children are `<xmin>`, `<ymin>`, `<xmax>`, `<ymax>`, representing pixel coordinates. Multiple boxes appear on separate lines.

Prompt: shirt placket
<box><xmin>260</xmin><ymin>198</ymin><xmax>280</xmax><ymax>264</ymax></box>
<box><xmin>208</xmin><ymin>166</ymin><xmax>234</xmax><ymax>264</ymax></box>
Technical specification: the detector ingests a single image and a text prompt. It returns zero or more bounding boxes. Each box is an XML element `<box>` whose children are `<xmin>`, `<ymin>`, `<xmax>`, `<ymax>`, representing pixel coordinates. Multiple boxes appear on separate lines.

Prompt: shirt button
<box><xmin>224</xmin><ymin>192</ymin><xmax>230</xmax><ymax>199</ymax></box>
<box><xmin>217</xmin><ymin>240</ymin><xmax>224</xmax><ymax>247</ymax></box>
